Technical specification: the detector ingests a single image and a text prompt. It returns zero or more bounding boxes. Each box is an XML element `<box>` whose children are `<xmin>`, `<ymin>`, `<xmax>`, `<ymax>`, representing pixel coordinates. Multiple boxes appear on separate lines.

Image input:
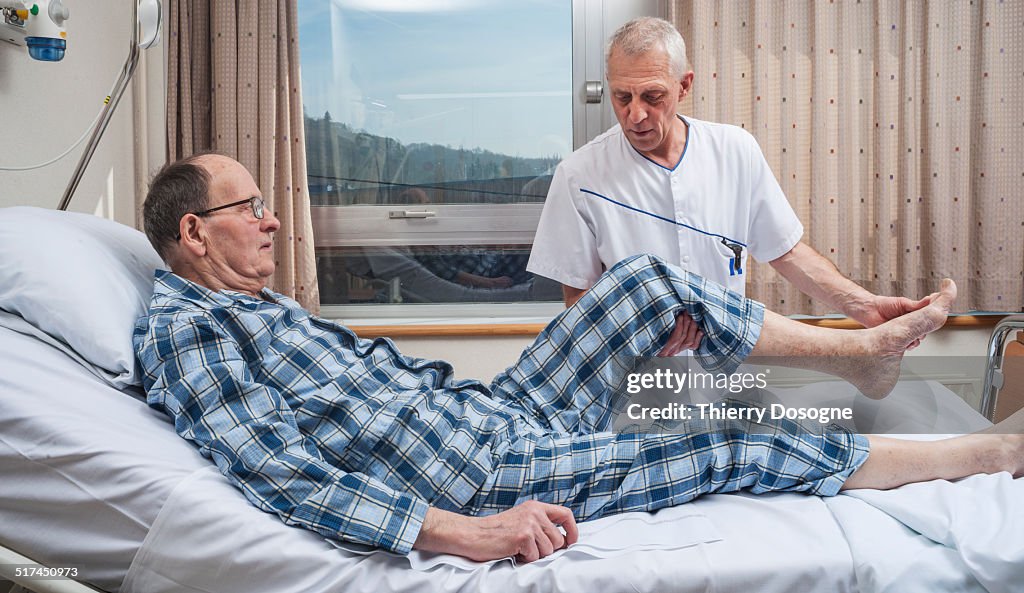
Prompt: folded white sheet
<box><xmin>838</xmin><ymin>473</ymin><xmax>1024</xmax><ymax>593</ymax></box>
<box><xmin>0</xmin><ymin>322</ymin><xmax>210</xmax><ymax>592</ymax></box>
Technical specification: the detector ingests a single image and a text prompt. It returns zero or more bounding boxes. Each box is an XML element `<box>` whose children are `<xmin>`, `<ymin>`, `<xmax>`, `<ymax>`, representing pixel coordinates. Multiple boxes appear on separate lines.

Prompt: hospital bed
<box><xmin>1</xmin><ymin>206</ymin><xmax>1022</xmax><ymax>593</ymax></box>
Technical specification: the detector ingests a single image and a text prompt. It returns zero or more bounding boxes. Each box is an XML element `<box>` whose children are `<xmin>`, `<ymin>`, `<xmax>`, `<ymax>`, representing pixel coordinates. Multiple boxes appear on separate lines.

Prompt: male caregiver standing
<box><xmin>527</xmin><ymin>17</ymin><xmax>930</xmax><ymax>355</ymax></box>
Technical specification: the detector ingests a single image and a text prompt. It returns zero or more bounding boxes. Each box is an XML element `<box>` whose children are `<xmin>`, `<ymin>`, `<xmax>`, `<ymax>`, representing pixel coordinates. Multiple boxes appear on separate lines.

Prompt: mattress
<box><xmin>1</xmin><ymin>317</ymin><xmax>1022</xmax><ymax>593</ymax></box>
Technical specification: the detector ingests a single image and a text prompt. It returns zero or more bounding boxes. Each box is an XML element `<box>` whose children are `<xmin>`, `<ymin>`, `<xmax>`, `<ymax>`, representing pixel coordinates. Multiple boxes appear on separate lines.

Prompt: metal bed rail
<box><xmin>0</xmin><ymin>543</ymin><xmax>105</xmax><ymax>593</ymax></box>
<box><xmin>980</xmin><ymin>314</ymin><xmax>1024</xmax><ymax>421</ymax></box>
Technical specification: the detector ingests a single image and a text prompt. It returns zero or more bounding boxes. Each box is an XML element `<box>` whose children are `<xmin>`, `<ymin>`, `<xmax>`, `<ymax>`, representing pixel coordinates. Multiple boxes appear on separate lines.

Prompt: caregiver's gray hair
<box><xmin>606</xmin><ymin>17</ymin><xmax>689</xmax><ymax>80</ymax></box>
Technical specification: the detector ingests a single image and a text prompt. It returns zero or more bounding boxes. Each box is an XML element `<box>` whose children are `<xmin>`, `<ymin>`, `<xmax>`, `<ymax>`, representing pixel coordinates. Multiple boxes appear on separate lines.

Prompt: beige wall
<box><xmin>389</xmin><ymin>334</ymin><xmax>536</xmax><ymax>381</ymax></box>
<box><xmin>0</xmin><ymin>0</ymin><xmax>157</xmax><ymax>225</ymax></box>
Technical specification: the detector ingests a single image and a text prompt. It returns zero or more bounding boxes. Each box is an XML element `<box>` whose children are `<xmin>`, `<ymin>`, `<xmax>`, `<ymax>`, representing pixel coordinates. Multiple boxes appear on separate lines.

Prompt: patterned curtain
<box><xmin>669</xmin><ymin>0</ymin><xmax>1023</xmax><ymax>315</ymax></box>
<box><xmin>166</xmin><ymin>0</ymin><xmax>320</xmax><ymax>312</ymax></box>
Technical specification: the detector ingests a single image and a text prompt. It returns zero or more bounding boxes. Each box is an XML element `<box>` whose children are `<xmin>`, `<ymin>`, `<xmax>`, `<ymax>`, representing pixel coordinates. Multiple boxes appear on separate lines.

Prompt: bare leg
<box><xmin>841</xmin><ymin>432</ymin><xmax>1024</xmax><ymax>490</ymax></box>
<box><xmin>842</xmin><ymin>394</ymin><xmax>1024</xmax><ymax>490</ymax></box>
<box><xmin>748</xmin><ymin>279</ymin><xmax>957</xmax><ymax>398</ymax></box>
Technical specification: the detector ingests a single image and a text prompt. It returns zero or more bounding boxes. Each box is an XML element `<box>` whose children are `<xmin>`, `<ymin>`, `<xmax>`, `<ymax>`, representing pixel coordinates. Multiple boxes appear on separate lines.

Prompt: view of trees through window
<box><xmin>298</xmin><ymin>0</ymin><xmax>571</xmax><ymax>306</ymax></box>
<box><xmin>305</xmin><ymin>113</ymin><xmax>560</xmax><ymax>207</ymax></box>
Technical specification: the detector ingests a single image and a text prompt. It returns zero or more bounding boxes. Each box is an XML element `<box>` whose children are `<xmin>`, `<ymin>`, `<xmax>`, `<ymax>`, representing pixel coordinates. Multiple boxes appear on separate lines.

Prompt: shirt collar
<box><xmin>625</xmin><ymin>114</ymin><xmax>691</xmax><ymax>173</ymax></box>
<box><xmin>153</xmin><ymin>269</ymin><xmax>279</xmax><ymax>308</ymax></box>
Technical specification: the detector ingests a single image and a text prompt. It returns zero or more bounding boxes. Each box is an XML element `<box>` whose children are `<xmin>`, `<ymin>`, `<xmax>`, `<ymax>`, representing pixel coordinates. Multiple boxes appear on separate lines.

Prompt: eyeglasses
<box><xmin>195</xmin><ymin>196</ymin><xmax>265</xmax><ymax>220</ymax></box>
<box><xmin>175</xmin><ymin>197</ymin><xmax>265</xmax><ymax>240</ymax></box>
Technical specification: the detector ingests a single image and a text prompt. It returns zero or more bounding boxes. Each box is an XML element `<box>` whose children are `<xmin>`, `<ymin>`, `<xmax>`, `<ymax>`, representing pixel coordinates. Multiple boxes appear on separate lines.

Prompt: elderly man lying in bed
<box><xmin>135</xmin><ymin>153</ymin><xmax>1024</xmax><ymax>564</ymax></box>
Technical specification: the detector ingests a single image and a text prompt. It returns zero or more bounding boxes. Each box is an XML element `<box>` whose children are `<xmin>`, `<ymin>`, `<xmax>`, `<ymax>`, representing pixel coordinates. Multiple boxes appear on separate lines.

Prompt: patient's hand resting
<box><xmin>414</xmin><ymin>501</ymin><xmax>580</xmax><ymax>563</ymax></box>
<box><xmin>658</xmin><ymin>311</ymin><xmax>703</xmax><ymax>356</ymax></box>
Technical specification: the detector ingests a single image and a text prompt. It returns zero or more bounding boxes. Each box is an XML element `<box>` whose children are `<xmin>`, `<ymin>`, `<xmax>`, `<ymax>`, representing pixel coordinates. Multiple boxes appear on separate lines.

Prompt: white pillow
<box><xmin>0</xmin><ymin>207</ymin><xmax>166</xmax><ymax>386</ymax></box>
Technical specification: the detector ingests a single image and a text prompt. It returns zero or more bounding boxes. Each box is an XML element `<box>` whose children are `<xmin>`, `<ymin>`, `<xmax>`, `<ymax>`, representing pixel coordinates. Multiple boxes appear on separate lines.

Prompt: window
<box><xmin>298</xmin><ymin>0</ymin><xmax>661</xmax><ymax>319</ymax></box>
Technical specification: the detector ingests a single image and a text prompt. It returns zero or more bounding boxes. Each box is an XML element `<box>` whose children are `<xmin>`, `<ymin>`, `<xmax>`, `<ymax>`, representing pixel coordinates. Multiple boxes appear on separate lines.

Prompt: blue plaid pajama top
<box><xmin>135</xmin><ymin>254</ymin><xmax>869</xmax><ymax>555</ymax></box>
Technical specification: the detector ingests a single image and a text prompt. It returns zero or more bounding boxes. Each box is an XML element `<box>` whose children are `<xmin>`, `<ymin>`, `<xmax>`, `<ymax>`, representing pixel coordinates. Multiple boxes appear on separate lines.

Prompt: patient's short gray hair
<box><xmin>606</xmin><ymin>17</ymin><xmax>689</xmax><ymax>80</ymax></box>
<box><xmin>143</xmin><ymin>152</ymin><xmax>217</xmax><ymax>261</ymax></box>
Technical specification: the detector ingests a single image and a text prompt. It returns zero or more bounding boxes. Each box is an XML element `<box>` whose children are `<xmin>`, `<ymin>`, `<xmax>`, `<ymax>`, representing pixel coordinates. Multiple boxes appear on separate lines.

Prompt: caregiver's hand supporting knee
<box><xmin>414</xmin><ymin>501</ymin><xmax>579</xmax><ymax>563</ymax></box>
<box><xmin>658</xmin><ymin>311</ymin><xmax>703</xmax><ymax>356</ymax></box>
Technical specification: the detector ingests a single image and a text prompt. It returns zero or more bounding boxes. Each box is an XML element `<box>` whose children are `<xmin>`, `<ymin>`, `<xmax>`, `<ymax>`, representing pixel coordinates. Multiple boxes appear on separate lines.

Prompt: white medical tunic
<box><xmin>527</xmin><ymin>116</ymin><xmax>803</xmax><ymax>296</ymax></box>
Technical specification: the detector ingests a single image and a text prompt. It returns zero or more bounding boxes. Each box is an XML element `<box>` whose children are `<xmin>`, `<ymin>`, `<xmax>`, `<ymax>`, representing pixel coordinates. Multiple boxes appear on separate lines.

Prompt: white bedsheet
<box><xmin>0</xmin><ymin>315</ymin><xmax>211</xmax><ymax>591</ymax></box>
<box><xmin>123</xmin><ymin>466</ymin><xmax>863</xmax><ymax>593</ymax></box>
<box><xmin>1</xmin><ymin>318</ymin><xmax>1022</xmax><ymax>593</ymax></box>
<box><xmin>836</xmin><ymin>472</ymin><xmax>1024</xmax><ymax>593</ymax></box>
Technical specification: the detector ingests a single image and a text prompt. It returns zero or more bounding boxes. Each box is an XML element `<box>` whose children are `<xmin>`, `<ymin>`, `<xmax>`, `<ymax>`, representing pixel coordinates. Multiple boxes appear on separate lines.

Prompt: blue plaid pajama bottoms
<box><xmin>468</xmin><ymin>254</ymin><xmax>870</xmax><ymax>519</ymax></box>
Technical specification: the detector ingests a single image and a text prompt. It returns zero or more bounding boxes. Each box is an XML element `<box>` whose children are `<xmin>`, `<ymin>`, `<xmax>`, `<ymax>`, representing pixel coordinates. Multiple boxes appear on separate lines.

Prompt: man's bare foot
<box><xmin>847</xmin><ymin>279</ymin><xmax>957</xmax><ymax>398</ymax></box>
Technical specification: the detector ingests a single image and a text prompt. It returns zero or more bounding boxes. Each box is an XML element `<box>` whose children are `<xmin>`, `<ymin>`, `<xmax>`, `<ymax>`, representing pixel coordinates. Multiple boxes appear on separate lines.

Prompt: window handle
<box><xmin>389</xmin><ymin>210</ymin><xmax>436</xmax><ymax>219</ymax></box>
<box><xmin>585</xmin><ymin>81</ymin><xmax>603</xmax><ymax>104</ymax></box>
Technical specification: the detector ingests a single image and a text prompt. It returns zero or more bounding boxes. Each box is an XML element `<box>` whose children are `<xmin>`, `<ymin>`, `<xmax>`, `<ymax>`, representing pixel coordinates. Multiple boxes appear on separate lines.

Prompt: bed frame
<box><xmin>0</xmin><ymin>543</ymin><xmax>103</xmax><ymax>593</ymax></box>
<box><xmin>981</xmin><ymin>314</ymin><xmax>1024</xmax><ymax>422</ymax></box>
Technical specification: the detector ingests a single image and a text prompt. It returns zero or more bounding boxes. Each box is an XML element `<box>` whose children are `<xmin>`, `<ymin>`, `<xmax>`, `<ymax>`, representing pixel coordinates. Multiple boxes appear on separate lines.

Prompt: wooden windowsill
<box><xmin>349</xmin><ymin>314</ymin><xmax>1007</xmax><ymax>339</ymax></box>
